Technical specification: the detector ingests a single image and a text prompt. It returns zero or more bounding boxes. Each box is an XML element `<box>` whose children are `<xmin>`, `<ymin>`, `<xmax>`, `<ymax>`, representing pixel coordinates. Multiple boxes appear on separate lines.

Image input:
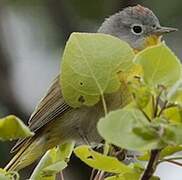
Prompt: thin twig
<box><xmin>140</xmin><ymin>108</ymin><xmax>151</xmax><ymax>122</ymax></box>
<box><xmin>162</xmin><ymin>160</ymin><xmax>182</xmax><ymax>167</ymax></box>
<box><xmin>90</xmin><ymin>169</ymin><xmax>96</xmax><ymax>180</ymax></box>
<box><xmin>157</xmin><ymin>100</ymin><xmax>168</xmax><ymax>117</ymax></box>
<box><xmin>159</xmin><ymin>157</ymin><xmax>182</xmax><ymax>163</ymax></box>
<box><xmin>94</xmin><ymin>171</ymin><xmax>101</xmax><ymax>180</ymax></box>
<box><xmin>60</xmin><ymin>171</ymin><xmax>64</xmax><ymax>180</ymax></box>
<box><xmin>151</xmin><ymin>95</ymin><xmax>155</xmax><ymax>119</ymax></box>
<box><xmin>98</xmin><ymin>171</ymin><xmax>105</xmax><ymax>180</ymax></box>
<box><xmin>154</xmin><ymin>88</ymin><xmax>164</xmax><ymax>117</ymax></box>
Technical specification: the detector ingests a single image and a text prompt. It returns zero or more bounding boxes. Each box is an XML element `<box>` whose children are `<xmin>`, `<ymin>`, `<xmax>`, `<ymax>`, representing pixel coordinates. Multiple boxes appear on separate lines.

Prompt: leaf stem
<box><xmin>154</xmin><ymin>87</ymin><xmax>164</xmax><ymax>117</ymax></box>
<box><xmin>141</xmin><ymin>149</ymin><xmax>161</xmax><ymax>180</ymax></box>
<box><xmin>157</xmin><ymin>100</ymin><xmax>168</xmax><ymax>117</ymax></box>
<box><xmin>101</xmin><ymin>93</ymin><xmax>108</xmax><ymax>116</ymax></box>
<box><xmin>140</xmin><ymin>108</ymin><xmax>151</xmax><ymax>122</ymax></box>
<box><xmin>92</xmin><ymin>93</ymin><xmax>108</xmax><ymax>180</ymax></box>
<box><xmin>60</xmin><ymin>171</ymin><xmax>65</xmax><ymax>180</ymax></box>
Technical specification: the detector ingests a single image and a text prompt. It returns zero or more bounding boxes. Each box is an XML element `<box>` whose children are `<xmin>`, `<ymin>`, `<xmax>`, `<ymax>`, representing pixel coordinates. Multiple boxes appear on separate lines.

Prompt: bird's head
<box><xmin>98</xmin><ymin>5</ymin><xmax>177</xmax><ymax>51</ymax></box>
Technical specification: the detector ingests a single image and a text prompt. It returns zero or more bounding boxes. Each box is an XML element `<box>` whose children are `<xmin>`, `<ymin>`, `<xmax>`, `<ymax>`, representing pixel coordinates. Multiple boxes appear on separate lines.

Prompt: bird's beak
<box><xmin>153</xmin><ymin>26</ymin><xmax>178</xmax><ymax>36</ymax></box>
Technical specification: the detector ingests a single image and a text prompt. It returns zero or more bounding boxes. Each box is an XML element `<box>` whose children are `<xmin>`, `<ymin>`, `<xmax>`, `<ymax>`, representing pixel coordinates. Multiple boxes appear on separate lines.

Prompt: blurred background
<box><xmin>0</xmin><ymin>0</ymin><xmax>182</xmax><ymax>179</ymax></box>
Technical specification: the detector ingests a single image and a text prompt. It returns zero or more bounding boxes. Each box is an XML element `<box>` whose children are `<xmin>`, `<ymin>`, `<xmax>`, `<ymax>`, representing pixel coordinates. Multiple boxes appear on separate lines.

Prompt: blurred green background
<box><xmin>0</xmin><ymin>0</ymin><xmax>182</xmax><ymax>179</ymax></box>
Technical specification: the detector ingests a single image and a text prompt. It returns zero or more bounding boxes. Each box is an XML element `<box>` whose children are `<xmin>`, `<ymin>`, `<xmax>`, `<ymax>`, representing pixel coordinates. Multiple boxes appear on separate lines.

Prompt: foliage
<box><xmin>30</xmin><ymin>141</ymin><xmax>74</xmax><ymax>180</ymax></box>
<box><xmin>0</xmin><ymin>115</ymin><xmax>33</xmax><ymax>141</ymax></box>
<box><xmin>1</xmin><ymin>33</ymin><xmax>182</xmax><ymax>180</ymax></box>
<box><xmin>0</xmin><ymin>115</ymin><xmax>33</xmax><ymax>179</ymax></box>
<box><xmin>60</xmin><ymin>33</ymin><xmax>182</xmax><ymax>180</ymax></box>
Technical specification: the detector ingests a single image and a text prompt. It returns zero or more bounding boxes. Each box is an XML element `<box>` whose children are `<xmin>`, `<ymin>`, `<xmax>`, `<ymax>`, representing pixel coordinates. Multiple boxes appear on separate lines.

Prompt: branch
<box><xmin>158</xmin><ymin>157</ymin><xmax>182</xmax><ymax>167</ymax></box>
<box><xmin>163</xmin><ymin>160</ymin><xmax>182</xmax><ymax>167</ymax></box>
<box><xmin>141</xmin><ymin>149</ymin><xmax>161</xmax><ymax>180</ymax></box>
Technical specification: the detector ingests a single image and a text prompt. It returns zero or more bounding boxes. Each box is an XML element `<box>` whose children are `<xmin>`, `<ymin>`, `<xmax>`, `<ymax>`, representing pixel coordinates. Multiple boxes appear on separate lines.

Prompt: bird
<box><xmin>5</xmin><ymin>5</ymin><xmax>177</xmax><ymax>172</ymax></box>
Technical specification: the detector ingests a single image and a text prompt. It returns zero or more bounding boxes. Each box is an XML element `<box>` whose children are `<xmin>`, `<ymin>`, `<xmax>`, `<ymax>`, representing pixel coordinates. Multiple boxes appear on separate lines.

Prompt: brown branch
<box><xmin>141</xmin><ymin>149</ymin><xmax>161</xmax><ymax>180</ymax></box>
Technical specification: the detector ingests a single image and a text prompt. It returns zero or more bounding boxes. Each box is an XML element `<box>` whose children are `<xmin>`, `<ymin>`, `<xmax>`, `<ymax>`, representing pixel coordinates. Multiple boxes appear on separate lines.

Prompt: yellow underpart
<box><xmin>145</xmin><ymin>35</ymin><xmax>161</xmax><ymax>47</ymax></box>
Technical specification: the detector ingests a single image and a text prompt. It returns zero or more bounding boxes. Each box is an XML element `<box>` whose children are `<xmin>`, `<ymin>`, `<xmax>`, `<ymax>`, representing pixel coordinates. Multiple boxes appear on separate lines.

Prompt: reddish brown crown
<box><xmin>132</xmin><ymin>5</ymin><xmax>152</xmax><ymax>16</ymax></box>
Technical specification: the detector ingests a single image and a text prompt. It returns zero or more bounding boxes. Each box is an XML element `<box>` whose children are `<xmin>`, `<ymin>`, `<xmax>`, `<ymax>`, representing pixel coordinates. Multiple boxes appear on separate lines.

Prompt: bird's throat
<box><xmin>145</xmin><ymin>35</ymin><xmax>162</xmax><ymax>48</ymax></box>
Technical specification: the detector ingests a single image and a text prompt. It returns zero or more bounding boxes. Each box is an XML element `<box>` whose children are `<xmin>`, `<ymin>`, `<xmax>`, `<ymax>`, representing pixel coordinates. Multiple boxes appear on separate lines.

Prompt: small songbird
<box><xmin>5</xmin><ymin>5</ymin><xmax>177</xmax><ymax>171</ymax></box>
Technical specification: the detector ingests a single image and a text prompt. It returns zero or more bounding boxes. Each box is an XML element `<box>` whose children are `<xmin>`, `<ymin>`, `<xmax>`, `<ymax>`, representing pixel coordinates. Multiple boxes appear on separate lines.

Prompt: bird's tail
<box><xmin>5</xmin><ymin>137</ymin><xmax>46</xmax><ymax>172</ymax></box>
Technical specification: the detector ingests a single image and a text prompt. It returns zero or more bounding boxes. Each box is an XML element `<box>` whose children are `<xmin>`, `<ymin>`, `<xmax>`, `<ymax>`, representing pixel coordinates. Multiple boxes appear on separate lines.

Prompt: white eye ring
<box><xmin>131</xmin><ymin>24</ymin><xmax>143</xmax><ymax>35</ymax></box>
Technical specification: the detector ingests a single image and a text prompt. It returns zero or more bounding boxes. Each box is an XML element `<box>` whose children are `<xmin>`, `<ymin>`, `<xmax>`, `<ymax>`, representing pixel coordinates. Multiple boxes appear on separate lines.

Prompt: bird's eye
<box><xmin>131</xmin><ymin>24</ymin><xmax>143</xmax><ymax>35</ymax></box>
<box><xmin>152</xmin><ymin>24</ymin><xmax>157</xmax><ymax>29</ymax></box>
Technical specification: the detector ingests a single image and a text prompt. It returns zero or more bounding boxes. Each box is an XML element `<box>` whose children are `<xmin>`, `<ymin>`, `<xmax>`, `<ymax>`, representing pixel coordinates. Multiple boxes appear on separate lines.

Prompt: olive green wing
<box><xmin>11</xmin><ymin>75</ymin><xmax>72</xmax><ymax>152</ymax></box>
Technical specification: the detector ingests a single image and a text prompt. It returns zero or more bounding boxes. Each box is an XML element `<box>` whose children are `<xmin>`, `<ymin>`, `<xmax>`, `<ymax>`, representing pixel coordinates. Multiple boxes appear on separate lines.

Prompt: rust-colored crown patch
<box><xmin>132</xmin><ymin>5</ymin><xmax>152</xmax><ymax>16</ymax></box>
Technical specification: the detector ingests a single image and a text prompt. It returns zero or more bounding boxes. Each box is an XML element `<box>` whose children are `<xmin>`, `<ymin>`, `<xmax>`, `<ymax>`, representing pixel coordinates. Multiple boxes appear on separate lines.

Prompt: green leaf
<box><xmin>163</xmin><ymin>106</ymin><xmax>182</xmax><ymax>123</ymax></box>
<box><xmin>74</xmin><ymin>145</ymin><xmax>132</xmax><ymax>174</ymax></box>
<box><xmin>105</xmin><ymin>172</ymin><xmax>141</xmax><ymax>180</ymax></box>
<box><xmin>160</xmin><ymin>145</ymin><xmax>182</xmax><ymax>159</ymax></box>
<box><xmin>133</xmin><ymin>86</ymin><xmax>152</xmax><ymax>109</ymax></box>
<box><xmin>56</xmin><ymin>141</ymin><xmax>75</xmax><ymax>162</ymax></box>
<box><xmin>30</xmin><ymin>141</ymin><xmax>74</xmax><ymax>180</ymax></box>
<box><xmin>134</xmin><ymin>43</ymin><xmax>181</xmax><ymax>88</ymax></box>
<box><xmin>61</xmin><ymin>33</ymin><xmax>135</xmax><ymax>107</ymax></box>
<box><xmin>162</xmin><ymin>123</ymin><xmax>182</xmax><ymax>145</ymax></box>
<box><xmin>98</xmin><ymin>108</ymin><xmax>162</xmax><ymax>151</ymax></box>
<box><xmin>139</xmin><ymin>145</ymin><xmax>182</xmax><ymax>161</ymax></box>
<box><xmin>167</xmin><ymin>80</ymin><xmax>182</xmax><ymax>106</ymax></box>
<box><xmin>0</xmin><ymin>169</ymin><xmax>9</xmax><ymax>180</ymax></box>
<box><xmin>42</xmin><ymin>161</ymin><xmax>67</xmax><ymax>177</ymax></box>
<box><xmin>0</xmin><ymin>169</ymin><xmax>19</xmax><ymax>180</ymax></box>
<box><xmin>0</xmin><ymin>115</ymin><xmax>34</xmax><ymax>141</ymax></box>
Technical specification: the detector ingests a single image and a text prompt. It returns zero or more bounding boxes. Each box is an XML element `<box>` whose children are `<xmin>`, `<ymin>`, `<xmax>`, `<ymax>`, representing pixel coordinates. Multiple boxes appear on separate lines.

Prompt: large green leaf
<box><xmin>0</xmin><ymin>115</ymin><xmax>33</xmax><ymax>141</ymax></box>
<box><xmin>74</xmin><ymin>145</ymin><xmax>132</xmax><ymax>174</ymax></box>
<box><xmin>60</xmin><ymin>33</ymin><xmax>134</xmax><ymax>107</ymax></box>
<box><xmin>134</xmin><ymin>43</ymin><xmax>181</xmax><ymax>88</ymax></box>
<box><xmin>97</xmin><ymin>108</ymin><xmax>162</xmax><ymax>151</ymax></box>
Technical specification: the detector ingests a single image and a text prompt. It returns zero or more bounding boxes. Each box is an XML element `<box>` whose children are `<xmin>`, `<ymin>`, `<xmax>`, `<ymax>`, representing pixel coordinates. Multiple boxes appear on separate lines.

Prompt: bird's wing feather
<box><xmin>11</xmin><ymin>75</ymin><xmax>72</xmax><ymax>153</ymax></box>
<box><xmin>28</xmin><ymin>75</ymin><xmax>72</xmax><ymax>132</ymax></box>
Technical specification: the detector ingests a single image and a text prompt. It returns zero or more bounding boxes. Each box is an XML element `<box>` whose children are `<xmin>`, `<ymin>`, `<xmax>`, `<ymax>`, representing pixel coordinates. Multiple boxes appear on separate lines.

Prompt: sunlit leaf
<box><xmin>42</xmin><ymin>161</ymin><xmax>67</xmax><ymax>177</ymax></box>
<box><xmin>56</xmin><ymin>141</ymin><xmax>75</xmax><ymax>162</ymax></box>
<box><xmin>132</xmin><ymin>86</ymin><xmax>152</xmax><ymax>109</ymax></box>
<box><xmin>61</xmin><ymin>33</ymin><xmax>134</xmax><ymax>107</ymax></box>
<box><xmin>97</xmin><ymin>108</ymin><xmax>162</xmax><ymax>151</ymax></box>
<box><xmin>162</xmin><ymin>106</ymin><xmax>182</xmax><ymax>123</ymax></box>
<box><xmin>135</xmin><ymin>43</ymin><xmax>181</xmax><ymax>88</ymax></box>
<box><xmin>0</xmin><ymin>115</ymin><xmax>34</xmax><ymax>141</ymax></box>
<box><xmin>74</xmin><ymin>145</ymin><xmax>132</xmax><ymax>174</ymax></box>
